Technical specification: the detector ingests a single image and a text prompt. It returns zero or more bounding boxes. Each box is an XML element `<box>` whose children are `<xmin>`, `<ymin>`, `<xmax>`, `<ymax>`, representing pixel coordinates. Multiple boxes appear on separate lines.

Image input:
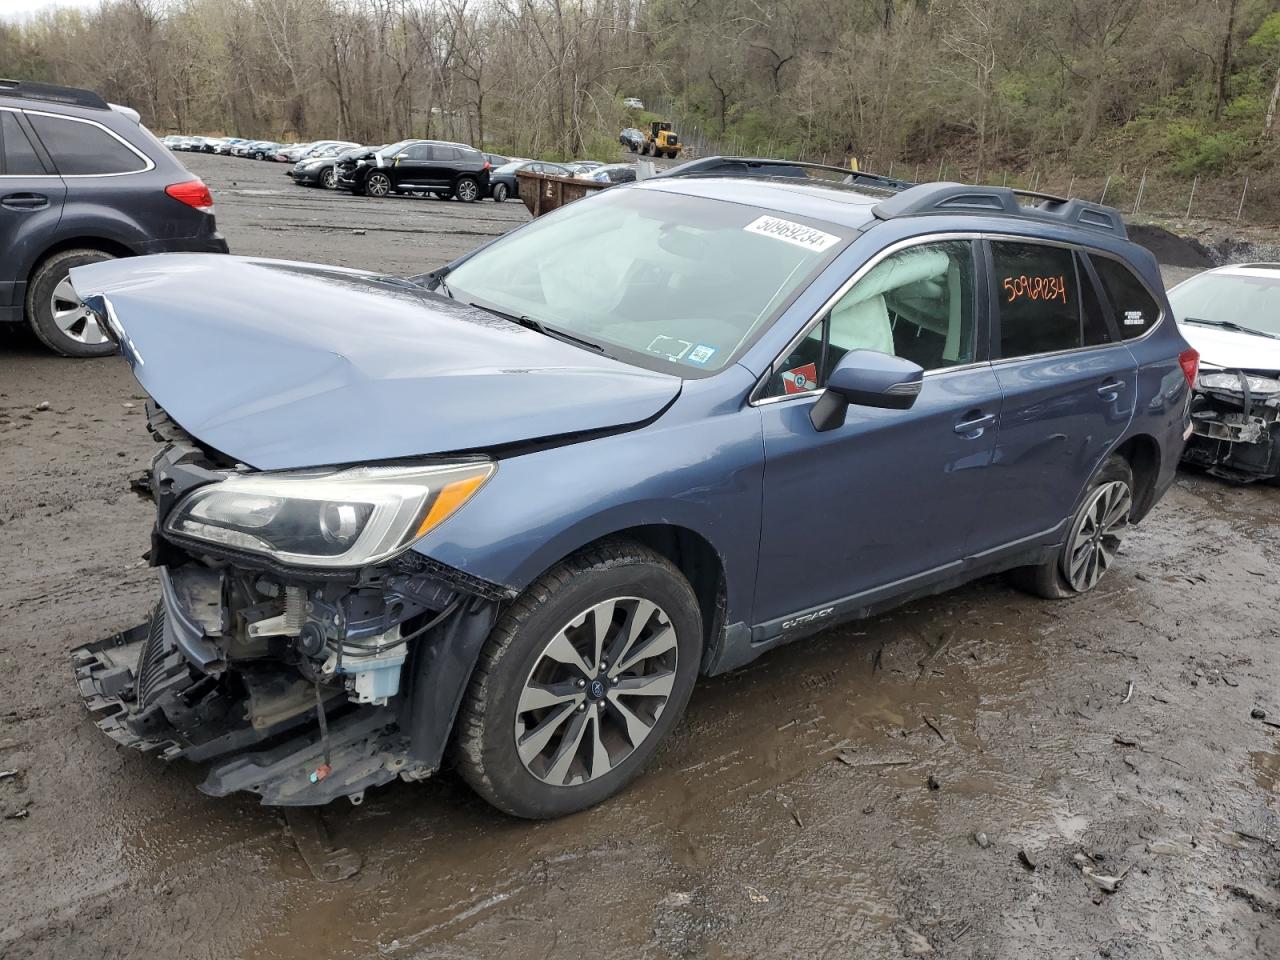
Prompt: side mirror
<box><xmin>810</xmin><ymin>349</ymin><xmax>924</xmax><ymax>432</ymax></box>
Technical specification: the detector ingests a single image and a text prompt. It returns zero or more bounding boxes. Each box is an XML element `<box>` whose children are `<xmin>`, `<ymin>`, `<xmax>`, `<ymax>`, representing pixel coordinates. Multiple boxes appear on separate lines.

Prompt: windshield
<box><xmin>1170</xmin><ymin>272</ymin><xmax>1280</xmax><ymax>337</ymax></box>
<box><xmin>445</xmin><ymin>187</ymin><xmax>848</xmax><ymax>374</ymax></box>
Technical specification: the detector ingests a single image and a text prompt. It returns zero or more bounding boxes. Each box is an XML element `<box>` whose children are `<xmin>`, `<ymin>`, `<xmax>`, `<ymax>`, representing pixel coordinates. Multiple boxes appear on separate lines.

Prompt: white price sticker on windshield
<box><xmin>744</xmin><ymin>215</ymin><xmax>840</xmax><ymax>252</ymax></box>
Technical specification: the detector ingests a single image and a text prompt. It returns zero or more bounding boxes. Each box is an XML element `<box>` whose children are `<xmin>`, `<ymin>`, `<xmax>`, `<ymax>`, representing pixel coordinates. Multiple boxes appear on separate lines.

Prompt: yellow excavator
<box><xmin>642</xmin><ymin>121</ymin><xmax>681</xmax><ymax>159</ymax></box>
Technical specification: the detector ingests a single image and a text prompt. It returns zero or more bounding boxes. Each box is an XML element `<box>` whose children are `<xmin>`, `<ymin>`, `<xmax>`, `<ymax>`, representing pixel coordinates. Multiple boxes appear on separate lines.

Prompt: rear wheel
<box><xmin>454</xmin><ymin>176</ymin><xmax>480</xmax><ymax>202</ymax></box>
<box><xmin>26</xmin><ymin>249</ymin><xmax>117</xmax><ymax>358</ymax></box>
<box><xmin>454</xmin><ymin>541</ymin><xmax>702</xmax><ymax>819</ymax></box>
<box><xmin>491</xmin><ymin>182</ymin><xmax>509</xmax><ymax>203</ymax></box>
<box><xmin>1010</xmin><ymin>456</ymin><xmax>1134</xmax><ymax>599</ymax></box>
<box><xmin>366</xmin><ymin>172</ymin><xmax>392</xmax><ymax>197</ymax></box>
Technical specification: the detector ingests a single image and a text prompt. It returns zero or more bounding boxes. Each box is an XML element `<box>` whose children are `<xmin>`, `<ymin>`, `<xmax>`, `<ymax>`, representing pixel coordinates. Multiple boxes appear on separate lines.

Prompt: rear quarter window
<box><xmin>1092</xmin><ymin>255</ymin><xmax>1161</xmax><ymax>339</ymax></box>
<box><xmin>27</xmin><ymin>113</ymin><xmax>148</xmax><ymax>176</ymax></box>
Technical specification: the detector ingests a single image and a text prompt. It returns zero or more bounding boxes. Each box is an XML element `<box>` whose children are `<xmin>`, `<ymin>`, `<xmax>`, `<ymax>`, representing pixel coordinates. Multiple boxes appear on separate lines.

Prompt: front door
<box><xmin>753</xmin><ymin>238</ymin><xmax>1001</xmax><ymax>632</ymax></box>
<box><xmin>0</xmin><ymin>109</ymin><xmax>65</xmax><ymax>317</ymax></box>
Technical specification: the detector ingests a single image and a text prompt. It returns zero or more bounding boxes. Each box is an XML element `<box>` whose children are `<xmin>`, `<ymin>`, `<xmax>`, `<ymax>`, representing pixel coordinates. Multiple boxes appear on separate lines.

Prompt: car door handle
<box><xmin>954</xmin><ymin>412</ymin><xmax>997</xmax><ymax>437</ymax></box>
<box><xmin>1</xmin><ymin>193</ymin><xmax>49</xmax><ymax>211</ymax></box>
<box><xmin>1097</xmin><ymin>379</ymin><xmax>1126</xmax><ymax>398</ymax></box>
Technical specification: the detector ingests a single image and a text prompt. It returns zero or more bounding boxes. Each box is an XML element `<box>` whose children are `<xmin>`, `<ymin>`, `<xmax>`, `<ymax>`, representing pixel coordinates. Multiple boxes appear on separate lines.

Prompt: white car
<box><xmin>1168</xmin><ymin>263</ymin><xmax>1280</xmax><ymax>482</ymax></box>
<box><xmin>623</xmin><ymin>97</ymin><xmax>644</xmax><ymax>110</ymax></box>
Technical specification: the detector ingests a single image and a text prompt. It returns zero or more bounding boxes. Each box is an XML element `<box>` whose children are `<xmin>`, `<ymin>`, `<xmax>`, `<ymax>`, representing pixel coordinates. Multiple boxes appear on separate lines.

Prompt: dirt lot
<box><xmin>1</xmin><ymin>154</ymin><xmax>1278</xmax><ymax>960</ymax></box>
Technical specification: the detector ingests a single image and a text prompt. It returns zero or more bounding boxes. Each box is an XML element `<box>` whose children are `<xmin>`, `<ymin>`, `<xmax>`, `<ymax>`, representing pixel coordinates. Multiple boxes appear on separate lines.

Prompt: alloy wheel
<box><xmin>48</xmin><ymin>276</ymin><xmax>106</xmax><ymax>346</ymax></box>
<box><xmin>321</xmin><ymin>168</ymin><xmax>336</xmax><ymax>189</ymax></box>
<box><xmin>514</xmin><ymin>597</ymin><xmax>679</xmax><ymax>787</ymax></box>
<box><xmin>367</xmin><ymin>173</ymin><xmax>391</xmax><ymax>197</ymax></box>
<box><xmin>1062</xmin><ymin>480</ymin><xmax>1131</xmax><ymax>592</ymax></box>
<box><xmin>493</xmin><ymin>183</ymin><xmax>508</xmax><ymax>202</ymax></box>
<box><xmin>456</xmin><ymin>179</ymin><xmax>478</xmax><ymax>201</ymax></box>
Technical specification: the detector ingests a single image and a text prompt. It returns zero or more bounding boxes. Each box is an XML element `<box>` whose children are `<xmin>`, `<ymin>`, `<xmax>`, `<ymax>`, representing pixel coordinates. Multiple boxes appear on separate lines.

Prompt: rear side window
<box><xmin>993</xmin><ymin>241</ymin><xmax>1084</xmax><ymax>358</ymax></box>
<box><xmin>27</xmin><ymin>114</ymin><xmax>147</xmax><ymax>175</ymax></box>
<box><xmin>1</xmin><ymin>112</ymin><xmax>44</xmax><ymax>175</ymax></box>
<box><xmin>1092</xmin><ymin>255</ymin><xmax>1161</xmax><ymax>339</ymax></box>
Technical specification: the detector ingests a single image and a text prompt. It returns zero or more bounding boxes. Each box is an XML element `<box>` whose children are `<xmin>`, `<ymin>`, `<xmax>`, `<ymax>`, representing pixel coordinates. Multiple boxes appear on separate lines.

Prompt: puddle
<box><xmin>1250</xmin><ymin>751</ymin><xmax>1280</xmax><ymax>793</ymax></box>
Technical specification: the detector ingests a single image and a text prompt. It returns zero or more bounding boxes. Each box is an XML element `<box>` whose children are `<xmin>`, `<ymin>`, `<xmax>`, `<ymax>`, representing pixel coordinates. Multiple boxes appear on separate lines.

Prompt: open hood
<box><xmin>71</xmin><ymin>255</ymin><xmax>680</xmax><ymax>470</ymax></box>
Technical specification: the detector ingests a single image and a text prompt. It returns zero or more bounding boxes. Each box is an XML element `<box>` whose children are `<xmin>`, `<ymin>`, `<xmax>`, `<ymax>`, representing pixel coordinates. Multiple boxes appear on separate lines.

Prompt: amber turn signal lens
<box><xmin>414</xmin><ymin>471</ymin><xmax>491</xmax><ymax>539</ymax></box>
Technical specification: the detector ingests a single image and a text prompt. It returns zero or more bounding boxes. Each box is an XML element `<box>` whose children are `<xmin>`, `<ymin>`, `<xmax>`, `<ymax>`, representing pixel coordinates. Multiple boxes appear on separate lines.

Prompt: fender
<box><xmin>415</xmin><ymin>365</ymin><xmax>767</xmax><ymax>632</ymax></box>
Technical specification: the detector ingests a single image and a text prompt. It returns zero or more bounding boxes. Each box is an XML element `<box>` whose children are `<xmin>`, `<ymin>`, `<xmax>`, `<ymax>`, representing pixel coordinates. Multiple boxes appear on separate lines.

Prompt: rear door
<box><xmin>0</xmin><ymin>108</ymin><xmax>65</xmax><ymax>318</ymax></box>
<box><xmin>971</xmin><ymin>238</ymin><xmax>1137</xmax><ymax>554</ymax></box>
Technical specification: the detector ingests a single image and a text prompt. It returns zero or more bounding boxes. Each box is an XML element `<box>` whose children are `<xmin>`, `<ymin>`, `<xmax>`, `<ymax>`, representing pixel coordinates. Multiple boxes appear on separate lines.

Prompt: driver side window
<box><xmin>763</xmin><ymin>240</ymin><xmax>976</xmax><ymax>398</ymax></box>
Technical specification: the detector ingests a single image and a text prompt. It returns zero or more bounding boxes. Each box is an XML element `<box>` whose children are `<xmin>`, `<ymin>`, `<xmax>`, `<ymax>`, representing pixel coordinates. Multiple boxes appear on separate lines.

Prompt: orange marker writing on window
<box><xmin>1003</xmin><ymin>275</ymin><xmax>1068</xmax><ymax>304</ymax></box>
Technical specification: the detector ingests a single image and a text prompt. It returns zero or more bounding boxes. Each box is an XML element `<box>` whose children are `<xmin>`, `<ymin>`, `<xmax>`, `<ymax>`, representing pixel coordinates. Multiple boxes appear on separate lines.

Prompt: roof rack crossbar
<box><xmin>0</xmin><ymin>79</ymin><xmax>109</xmax><ymax>110</ymax></box>
<box><xmin>871</xmin><ymin>181</ymin><xmax>1127</xmax><ymax>238</ymax></box>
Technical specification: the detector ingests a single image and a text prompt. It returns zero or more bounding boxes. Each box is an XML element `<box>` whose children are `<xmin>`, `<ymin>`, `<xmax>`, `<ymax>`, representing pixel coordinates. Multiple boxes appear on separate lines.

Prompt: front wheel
<box><xmin>454</xmin><ymin>176</ymin><xmax>479</xmax><ymax>202</ymax></box>
<box><xmin>26</xmin><ymin>249</ymin><xmax>117</xmax><ymax>357</ymax></box>
<box><xmin>320</xmin><ymin>167</ymin><xmax>337</xmax><ymax>189</ymax></box>
<box><xmin>491</xmin><ymin>182</ymin><xmax>509</xmax><ymax>203</ymax></box>
<box><xmin>366</xmin><ymin>171</ymin><xmax>392</xmax><ymax>197</ymax></box>
<box><xmin>453</xmin><ymin>542</ymin><xmax>702</xmax><ymax>819</ymax></box>
<box><xmin>1010</xmin><ymin>456</ymin><xmax>1134</xmax><ymax>599</ymax></box>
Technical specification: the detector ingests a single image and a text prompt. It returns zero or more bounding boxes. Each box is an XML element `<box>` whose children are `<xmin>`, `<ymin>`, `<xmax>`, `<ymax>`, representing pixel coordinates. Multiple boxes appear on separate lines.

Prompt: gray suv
<box><xmin>0</xmin><ymin>79</ymin><xmax>228</xmax><ymax>357</ymax></box>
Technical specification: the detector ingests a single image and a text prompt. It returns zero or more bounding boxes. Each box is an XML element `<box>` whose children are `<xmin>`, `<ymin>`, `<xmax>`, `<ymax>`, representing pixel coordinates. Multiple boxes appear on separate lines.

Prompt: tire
<box><xmin>26</xmin><ymin>249</ymin><xmax>117</xmax><ymax>358</ymax></box>
<box><xmin>320</xmin><ymin>167</ymin><xmax>337</xmax><ymax>189</ymax></box>
<box><xmin>491</xmin><ymin>182</ymin><xmax>509</xmax><ymax>203</ymax></box>
<box><xmin>454</xmin><ymin>176</ymin><xmax>480</xmax><ymax>202</ymax></box>
<box><xmin>365</xmin><ymin>171</ymin><xmax>392</xmax><ymax>198</ymax></box>
<box><xmin>454</xmin><ymin>541</ymin><xmax>702</xmax><ymax>819</ymax></box>
<box><xmin>1009</xmin><ymin>455</ymin><xmax>1134</xmax><ymax>599</ymax></box>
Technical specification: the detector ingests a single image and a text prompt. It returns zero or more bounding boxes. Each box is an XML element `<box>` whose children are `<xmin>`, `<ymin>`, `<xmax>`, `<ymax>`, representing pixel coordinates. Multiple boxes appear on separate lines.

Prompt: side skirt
<box><xmin>704</xmin><ymin>534</ymin><xmax>1062</xmax><ymax>676</ymax></box>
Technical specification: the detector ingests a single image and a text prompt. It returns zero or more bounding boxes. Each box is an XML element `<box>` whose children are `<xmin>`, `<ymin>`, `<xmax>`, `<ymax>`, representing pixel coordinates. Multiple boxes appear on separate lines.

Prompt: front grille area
<box><xmin>133</xmin><ymin>605</ymin><xmax>196</xmax><ymax>710</ymax></box>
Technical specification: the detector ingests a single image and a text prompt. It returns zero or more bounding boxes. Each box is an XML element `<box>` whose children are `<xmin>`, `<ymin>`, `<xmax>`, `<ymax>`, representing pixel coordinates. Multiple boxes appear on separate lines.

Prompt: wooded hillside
<box><xmin>5</xmin><ymin>0</ymin><xmax>1280</xmax><ymax>216</ymax></box>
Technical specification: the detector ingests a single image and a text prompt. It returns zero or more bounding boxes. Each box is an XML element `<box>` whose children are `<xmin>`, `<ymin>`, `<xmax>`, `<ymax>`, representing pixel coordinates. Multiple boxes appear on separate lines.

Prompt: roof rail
<box><xmin>655</xmin><ymin>156</ymin><xmax>914</xmax><ymax>192</ymax></box>
<box><xmin>0</xmin><ymin>79</ymin><xmax>109</xmax><ymax>110</ymax></box>
<box><xmin>871</xmin><ymin>181</ymin><xmax>1127</xmax><ymax>238</ymax></box>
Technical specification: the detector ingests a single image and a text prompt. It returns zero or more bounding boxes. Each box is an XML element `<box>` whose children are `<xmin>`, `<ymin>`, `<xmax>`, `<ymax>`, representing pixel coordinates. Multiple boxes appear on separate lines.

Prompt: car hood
<box><xmin>70</xmin><ymin>255</ymin><xmax>681</xmax><ymax>471</ymax></box>
<box><xmin>1177</xmin><ymin>322</ymin><xmax>1280</xmax><ymax>373</ymax></box>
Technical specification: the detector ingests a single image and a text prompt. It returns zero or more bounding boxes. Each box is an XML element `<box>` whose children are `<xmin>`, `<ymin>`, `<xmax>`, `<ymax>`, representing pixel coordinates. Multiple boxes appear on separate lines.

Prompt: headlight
<box><xmin>1196</xmin><ymin>371</ymin><xmax>1280</xmax><ymax>395</ymax></box>
<box><xmin>164</xmin><ymin>461</ymin><xmax>494</xmax><ymax>568</ymax></box>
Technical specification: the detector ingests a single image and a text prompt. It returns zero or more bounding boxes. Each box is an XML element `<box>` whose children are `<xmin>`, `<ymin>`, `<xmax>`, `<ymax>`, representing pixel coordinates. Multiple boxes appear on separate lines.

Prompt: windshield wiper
<box><xmin>1182</xmin><ymin>317</ymin><xmax>1280</xmax><ymax>340</ymax></box>
<box><xmin>467</xmin><ymin>301</ymin><xmax>605</xmax><ymax>353</ymax></box>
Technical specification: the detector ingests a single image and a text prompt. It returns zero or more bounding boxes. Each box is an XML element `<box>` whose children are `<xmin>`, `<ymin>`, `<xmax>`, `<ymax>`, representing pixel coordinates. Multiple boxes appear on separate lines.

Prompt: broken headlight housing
<box><xmin>1197</xmin><ymin>371</ymin><xmax>1280</xmax><ymax>395</ymax></box>
<box><xmin>164</xmin><ymin>461</ymin><xmax>493</xmax><ymax>568</ymax></box>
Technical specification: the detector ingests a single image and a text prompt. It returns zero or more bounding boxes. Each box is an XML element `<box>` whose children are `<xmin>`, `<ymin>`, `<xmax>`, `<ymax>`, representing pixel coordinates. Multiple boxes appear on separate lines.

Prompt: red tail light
<box><xmin>165</xmin><ymin>179</ymin><xmax>214</xmax><ymax>214</ymax></box>
<box><xmin>1178</xmin><ymin>347</ymin><xmax>1199</xmax><ymax>388</ymax></box>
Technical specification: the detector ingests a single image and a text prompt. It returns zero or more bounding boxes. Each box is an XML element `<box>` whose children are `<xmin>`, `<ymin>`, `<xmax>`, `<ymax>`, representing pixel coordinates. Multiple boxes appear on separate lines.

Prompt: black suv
<box><xmin>336</xmin><ymin>139</ymin><xmax>491</xmax><ymax>201</ymax></box>
<box><xmin>0</xmin><ymin>80</ymin><xmax>228</xmax><ymax>357</ymax></box>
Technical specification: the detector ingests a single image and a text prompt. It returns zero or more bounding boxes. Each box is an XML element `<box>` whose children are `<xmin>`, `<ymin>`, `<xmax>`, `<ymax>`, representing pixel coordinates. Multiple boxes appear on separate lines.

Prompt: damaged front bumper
<box><xmin>72</xmin><ymin>406</ymin><xmax>508</xmax><ymax>806</ymax></box>
<box><xmin>73</xmin><ymin>561</ymin><xmax>501</xmax><ymax>805</ymax></box>
<box><xmin>1183</xmin><ymin>370</ymin><xmax>1280</xmax><ymax>482</ymax></box>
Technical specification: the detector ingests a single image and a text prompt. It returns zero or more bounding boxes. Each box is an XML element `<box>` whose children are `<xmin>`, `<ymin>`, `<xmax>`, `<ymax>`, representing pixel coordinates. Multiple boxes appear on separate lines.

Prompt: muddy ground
<box><xmin>1</xmin><ymin>154</ymin><xmax>1277</xmax><ymax>960</ymax></box>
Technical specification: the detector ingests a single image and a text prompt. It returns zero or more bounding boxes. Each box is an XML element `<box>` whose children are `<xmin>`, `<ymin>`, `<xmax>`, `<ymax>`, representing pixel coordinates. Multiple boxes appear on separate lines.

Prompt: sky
<box><xmin>0</xmin><ymin>0</ymin><xmax>101</xmax><ymax>23</ymax></box>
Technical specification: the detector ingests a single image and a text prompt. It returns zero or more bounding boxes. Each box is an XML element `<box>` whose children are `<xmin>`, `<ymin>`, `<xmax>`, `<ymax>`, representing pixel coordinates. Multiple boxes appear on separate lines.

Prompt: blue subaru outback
<box><xmin>70</xmin><ymin>163</ymin><xmax>1196</xmax><ymax>817</ymax></box>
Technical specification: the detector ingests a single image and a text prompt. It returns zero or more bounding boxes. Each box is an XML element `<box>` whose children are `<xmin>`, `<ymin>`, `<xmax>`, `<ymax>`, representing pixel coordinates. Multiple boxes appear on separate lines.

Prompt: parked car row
<box><xmin>161</xmin><ymin>130</ymin><xmax>639</xmax><ymax>204</ymax></box>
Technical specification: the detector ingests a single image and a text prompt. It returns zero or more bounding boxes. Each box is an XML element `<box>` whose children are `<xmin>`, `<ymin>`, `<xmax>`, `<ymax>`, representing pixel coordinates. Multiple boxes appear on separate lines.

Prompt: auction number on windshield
<box><xmin>1003</xmin><ymin>274</ymin><xmax>1068</xmax><ymax>304</ymax></box>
